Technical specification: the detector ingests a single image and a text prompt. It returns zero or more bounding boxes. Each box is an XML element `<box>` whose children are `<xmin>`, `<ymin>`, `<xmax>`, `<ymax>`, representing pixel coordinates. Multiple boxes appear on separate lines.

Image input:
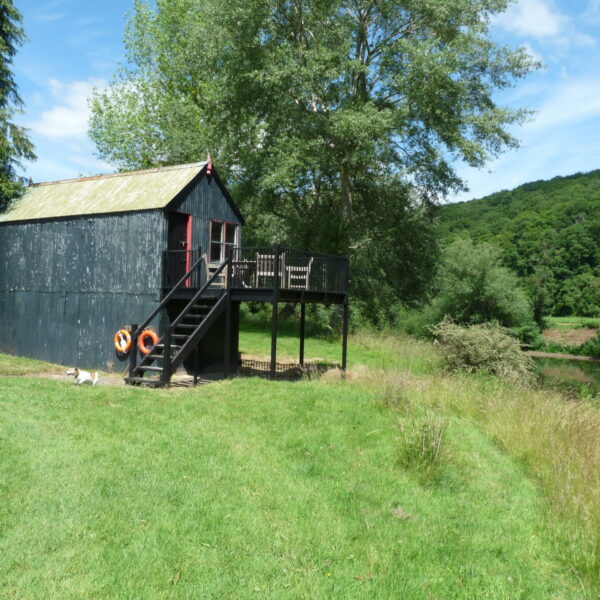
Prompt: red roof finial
<box><xmin>206</xmin><ymin>153</ymin><xmax>213</xmax><ymax>175</ymax></box>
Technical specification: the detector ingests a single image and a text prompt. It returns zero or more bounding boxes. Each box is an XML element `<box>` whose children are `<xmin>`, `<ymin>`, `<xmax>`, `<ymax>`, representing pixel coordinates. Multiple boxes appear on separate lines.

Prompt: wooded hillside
<box><xmin>436</xmin><ymin>170</ymin><xmax>600</xmax><ymax>317</ymax></box>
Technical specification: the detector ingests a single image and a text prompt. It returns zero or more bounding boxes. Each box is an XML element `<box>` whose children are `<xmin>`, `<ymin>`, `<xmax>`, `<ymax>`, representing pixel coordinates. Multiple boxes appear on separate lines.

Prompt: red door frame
<box><xmin>169</xmin><ymin>212</ymin><xmax>193</xmax><ymax>287</ymax></box>
<box><xmin>185</xmin><ymin>214</ymin><xmax>192</xmax><ymax>274</ymax></box>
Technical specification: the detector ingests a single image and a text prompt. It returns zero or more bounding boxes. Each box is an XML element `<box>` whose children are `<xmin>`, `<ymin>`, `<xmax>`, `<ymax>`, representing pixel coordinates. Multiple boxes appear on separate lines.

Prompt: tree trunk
<box><xmin>341</xmin><ymin>166</ymin><xmax>352</xmax><ymax>219</ymax></box>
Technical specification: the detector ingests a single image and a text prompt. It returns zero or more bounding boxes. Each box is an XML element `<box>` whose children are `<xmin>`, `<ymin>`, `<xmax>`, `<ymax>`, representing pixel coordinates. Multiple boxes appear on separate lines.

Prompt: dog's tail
<box><xmin>92</xmin><ymin>372</ymin><xmax>99</xmax><ymax>386</ymax></box>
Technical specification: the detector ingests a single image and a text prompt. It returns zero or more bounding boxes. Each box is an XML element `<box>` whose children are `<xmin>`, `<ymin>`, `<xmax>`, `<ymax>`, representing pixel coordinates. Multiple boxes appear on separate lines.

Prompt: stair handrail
<box><xmin>169</xmin><ymin>257</ymin><xmax>230</xmax><ymax>331</ymax></box>
<box><xmin>133</xmin><ymin>249</ymin><xmax>205</xmax><ymax>338</ymax></box>
<box><xmin>161</xmin><ymin>293</ymin><xmax>229</xmax><ymax>383</ymax></box>
<box><xmin>160</xmin><ymin>258</ymin><xmax>230</xmax><ymax>384</ymax></box>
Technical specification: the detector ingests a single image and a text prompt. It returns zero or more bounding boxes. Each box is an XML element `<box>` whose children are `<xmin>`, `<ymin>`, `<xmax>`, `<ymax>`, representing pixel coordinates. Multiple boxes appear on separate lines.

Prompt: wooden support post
<box><xmin>161</xmin><ymin>251</ymin><xmax>167</xmax><ymax>289</ymax></box>
<box><xmin>299</xmin><ymin>303</ymin><xmax>306</xmax><ymax>366</ymax></box>
<box><xmin>128</xmin><ymin>324</ymin><xmax>138</xmax><ymax>378</ymax></box>
<box><xmin>162</xmin><ymin>330</ymin><xmax>172</xmax><ymax>386</ymax></box>
<box><xmin>224</xmin><ymin>298</ymin><xmax>232</xmax><ymax>378</ymax></box>
<box><xmin>341</xmin><ymin>255</ymin><xmax>350</xmax><ymax>371</ymax></box>
<box><xmin>341</xmin><ymin>301</ymin><xmax>349</xmax><ymax>371</ymax></box>
<box><xmin>194</xmin><ymin>345</ymin><xmax>199</xmax><ymax>386</ymax></box>
<box><xmin>270</xmin><ymin>246</ymin><xmax>280</xmax><ymax>379</ymax></box>
<box><xmin>224</xmin><ymin>252</ymin><xmax>232</xmax><ymax>378</ymax></box>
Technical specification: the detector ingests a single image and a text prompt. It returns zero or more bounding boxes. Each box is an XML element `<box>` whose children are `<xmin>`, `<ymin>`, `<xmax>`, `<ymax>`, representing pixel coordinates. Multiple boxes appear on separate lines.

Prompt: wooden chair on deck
<box><xmin>255</xmin><ymin>253</ymin><xmax>285</xmax><ymax>288</ymax></box>
<box><xmin>204</xmin><ymin>255</ymin><xmax>227</xmax><ymax>288</ymax></box>
<box><xmin>286</xmin><ymin>257</ymin><xmax>314</xmax><ymax>290</ymax></box>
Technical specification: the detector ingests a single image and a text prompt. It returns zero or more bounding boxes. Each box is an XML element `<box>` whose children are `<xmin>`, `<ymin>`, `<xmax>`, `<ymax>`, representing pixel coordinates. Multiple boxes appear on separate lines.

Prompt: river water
<box><xmin>534</xmin><ymin>356</ymin><xmax>600</xmax><ymax>397</ymax></box>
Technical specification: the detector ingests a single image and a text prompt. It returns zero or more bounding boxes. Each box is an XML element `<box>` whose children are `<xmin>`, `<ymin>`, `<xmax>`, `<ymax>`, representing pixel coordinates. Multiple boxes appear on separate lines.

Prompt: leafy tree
<box><xmin>0</xmin><ymin>0</ymin><xmax>35</xmax><ymax>211</ymax></box>
<box><xmin>90</xmin><ymin>0</ymin><xmax>537</xmax><ymax>316</ymax></box>
<box><xmin>429</xmin><ymin>238</ymin><xmax>533</xmax><ymax>327</ymax></box>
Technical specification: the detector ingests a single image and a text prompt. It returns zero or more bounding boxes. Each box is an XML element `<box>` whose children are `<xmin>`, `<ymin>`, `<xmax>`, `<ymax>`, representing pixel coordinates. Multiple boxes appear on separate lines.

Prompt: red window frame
<box><xmin>209</xmin><ymin>220</ymin><xmax>239</xmax><ymax>263</ymax></box>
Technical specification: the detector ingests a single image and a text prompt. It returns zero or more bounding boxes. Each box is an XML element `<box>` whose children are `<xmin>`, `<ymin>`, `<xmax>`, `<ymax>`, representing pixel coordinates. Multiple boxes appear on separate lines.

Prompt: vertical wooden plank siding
<box><xmin>0</xmin><ymin>210</ymin><xmax>166</xmax><ymax>369</ymax></box>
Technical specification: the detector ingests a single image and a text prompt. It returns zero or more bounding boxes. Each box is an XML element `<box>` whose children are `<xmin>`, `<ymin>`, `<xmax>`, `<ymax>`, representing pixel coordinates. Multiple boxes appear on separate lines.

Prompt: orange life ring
<box><xmin>114</xmin><ymin>329</ymin><xmax>132</xmax><ymax>354</ymax></box>
<box><xmin>138</xmin><ymin>329</ymin><xmax>159</xmax><ymax>354</ymax></box>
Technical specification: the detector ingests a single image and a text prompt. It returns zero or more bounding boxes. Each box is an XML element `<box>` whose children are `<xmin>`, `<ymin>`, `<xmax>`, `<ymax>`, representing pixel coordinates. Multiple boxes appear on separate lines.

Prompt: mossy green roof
<box><xmin>0</xmin><ymin>162</ymin><xmax>207</xmax><ymax>223</ymax></box>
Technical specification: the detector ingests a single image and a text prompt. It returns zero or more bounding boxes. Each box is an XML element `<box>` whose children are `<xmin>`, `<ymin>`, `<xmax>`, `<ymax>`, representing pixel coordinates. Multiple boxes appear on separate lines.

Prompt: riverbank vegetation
<box><xmin>437</xmin><ymin>169</ymin><xmax>600</xmax><ymax>319</ymax></box>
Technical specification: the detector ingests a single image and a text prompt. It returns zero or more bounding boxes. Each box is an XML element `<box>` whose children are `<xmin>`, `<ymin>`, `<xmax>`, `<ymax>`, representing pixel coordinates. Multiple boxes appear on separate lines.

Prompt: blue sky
<box><xmin>12</xmin><ymin>0</ymin><xmax>600</xmax><ymax>201</ymax></box>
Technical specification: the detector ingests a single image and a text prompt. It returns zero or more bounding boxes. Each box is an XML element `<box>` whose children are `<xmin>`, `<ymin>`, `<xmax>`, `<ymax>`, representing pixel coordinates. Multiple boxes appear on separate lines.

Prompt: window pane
<box><xmin>211</xmin><ymin>221</ymin><xmax>223</xmax><ymax>243</ymax></box>
<box><xmin>226</xmin><ymin>223</ymin><xmax>236</xmax><ymax>244</ymax></box>
<box><xmin>210</xmin><ymin>242</ymin><xmax>221</xmax><ymax>262</ymax></box>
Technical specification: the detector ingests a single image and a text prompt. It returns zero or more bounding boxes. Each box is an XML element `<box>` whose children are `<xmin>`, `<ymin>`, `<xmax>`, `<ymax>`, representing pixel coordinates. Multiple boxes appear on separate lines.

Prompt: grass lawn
<box><xmin>0</xmin><ymin>328</ymin><xmax>596</xmax><ymax>598</ymax></box>
<box><xmin>545</xmin><ymin>316</ymin><xmax>600</xmax><ymax>329</ymax></box>
<box><xmin>0</xmin><ymin>353</ymin><xmax>64</xmax><ymax>376</ymax></box>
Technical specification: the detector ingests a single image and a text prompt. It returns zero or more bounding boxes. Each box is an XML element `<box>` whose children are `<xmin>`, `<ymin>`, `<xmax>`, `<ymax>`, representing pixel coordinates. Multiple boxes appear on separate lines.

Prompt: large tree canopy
<box><xmin>0</xmin><ymin>0</ymin><xmax>35</xmax><ymax>211</ymax></box>
<box><xmin>90</xmin><ymin>0</ymin><xmax>536</xmax><ymax>319</ymax></box>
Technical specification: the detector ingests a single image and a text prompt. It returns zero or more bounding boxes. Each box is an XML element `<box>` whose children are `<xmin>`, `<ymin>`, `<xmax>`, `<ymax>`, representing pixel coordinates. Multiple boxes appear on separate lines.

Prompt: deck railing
<box><xmin>231</xmin><ymin>246</ymin><xmax>348</xmax><ymax>294</ymax></box>
<box><xmin>162</xmin><ymin>246</ymin><xmax>349</xmax><ymax>295</ymax></box>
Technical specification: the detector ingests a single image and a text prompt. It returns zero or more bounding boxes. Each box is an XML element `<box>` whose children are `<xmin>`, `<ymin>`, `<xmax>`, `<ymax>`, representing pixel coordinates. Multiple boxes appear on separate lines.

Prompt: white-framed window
<box><xmin>209</xmin><ymin>220</ymin><xmax>239</xmax><ymax>262</ymax></box>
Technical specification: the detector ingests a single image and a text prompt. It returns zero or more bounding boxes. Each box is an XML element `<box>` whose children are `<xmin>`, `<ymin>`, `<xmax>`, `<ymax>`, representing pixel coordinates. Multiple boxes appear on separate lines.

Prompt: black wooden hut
<box><xmin>0</xmin><ymin>162</ymin><xmax>242</xmax><ymax>368</ymax></box>
<box><xmin>0</xmin><ymin>161</ymin><xmax>349</xmax><ymax>385</ymax></box>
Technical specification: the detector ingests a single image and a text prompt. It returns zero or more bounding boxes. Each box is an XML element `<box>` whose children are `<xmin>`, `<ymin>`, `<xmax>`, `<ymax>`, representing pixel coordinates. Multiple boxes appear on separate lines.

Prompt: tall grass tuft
<box><xmin>431</xmin><ymin>318</ymin><xmax>534</xmax><ymax>382</ymax></box>
<box><xmin>397</xmin><ymin>409</ymin><xmax>449</xmax><ymax>482</ymax></box>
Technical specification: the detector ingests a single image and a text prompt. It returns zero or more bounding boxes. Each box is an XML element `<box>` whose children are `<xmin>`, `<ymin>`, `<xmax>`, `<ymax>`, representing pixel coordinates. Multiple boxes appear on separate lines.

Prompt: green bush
<box><xmin>431</xmin><ymin>318</ymin><xmax>535</xmax><ymax>382</ymax></box>
<box><xmin>578</xmin><ymin>333</ymin><xmax>600</xmax><ymax>358</ymax></box>
<box><xmin>511</xmin><ymin>324</ymin><xmax>546</xmax><ymax>350</ymax></box>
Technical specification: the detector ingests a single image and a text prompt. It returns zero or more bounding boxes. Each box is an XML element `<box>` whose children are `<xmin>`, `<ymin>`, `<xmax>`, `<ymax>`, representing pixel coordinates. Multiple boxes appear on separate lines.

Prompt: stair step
<box><xmin>172</xmin><ymin>333</ymin><xmax>190</xmax><ymax>339</ymax></box>
<box><xmin>137</xmin><ymin>365</ymin><xmax>164</xmax><ymax>372</ymax></box>
<box><xmin>124</xmin><ymin>377</ymin><xmax>166</xmax><ymax>388</ymax></box>
<box><xmin>155</xmin><ymin>344</ymin><xmax>181</xmax><ymax>350</ymax></box>
<box><xmin>184</xmin><ymin>314</ymin><xmax>206</xmax><ymax>320</ymax></box>
<box><xmin>175</xmin><ymin>323</ymin><xmax>198</xmax><ymax>330</ymax></box>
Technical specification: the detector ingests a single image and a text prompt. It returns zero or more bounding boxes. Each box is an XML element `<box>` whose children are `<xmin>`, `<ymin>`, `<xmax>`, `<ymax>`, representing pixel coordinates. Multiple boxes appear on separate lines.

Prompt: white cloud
<box><xmin>67</xmin><ymin>153</ymin><xmax>112</xmax><ymax>174</ymax></box>
<box><xmin>573</xmin><ymin>32</ymin><xmax>597</xmax><ymax>47</ymax></box>
<box><xmin>526</xmin><ymin>78</ymin><xmax>600</xmax><ymax>131</ymax></box>
<box><xmin>77</xmin><ymin>17</ymin><xmax>103</xmax><ymax>27</ymax></box>
<box><xmin>36</xmin><ymin>12</ymin><xmax>64</xmax><ymax>22</ymax></box>
<box><xmin>22</xmin><ymin>156</ymin><xmax>81</xmax><ymax>184</ymax></box>
<box><xmin>27</xmin><ymin>78</ymin><xmax>106</xmax><ymax>141</ymax></box>
<box><xmin>494</xmin><ymin>0</ymin><xmax>566</xmax><ymax>38</ymax></box>
<box><xmin>583</xmin><ymin>0</ymin><xmax>600</xmax><ymax>24</ymax></box>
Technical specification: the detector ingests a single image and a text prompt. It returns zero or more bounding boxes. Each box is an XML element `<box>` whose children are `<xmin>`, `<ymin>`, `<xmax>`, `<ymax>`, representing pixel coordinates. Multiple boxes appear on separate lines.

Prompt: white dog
<box><xmin>66</xmin><ymin>367</ymin><xmax>99</xmax><ymax>386</ymax></box>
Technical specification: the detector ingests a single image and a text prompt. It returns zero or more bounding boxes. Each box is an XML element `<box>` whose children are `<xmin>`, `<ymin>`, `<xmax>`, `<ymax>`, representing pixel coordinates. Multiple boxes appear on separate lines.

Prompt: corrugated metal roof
<box><xmin>0</xmin><ymin>162</ymin><xmax>207</xmax><ymax>223</ymax></box>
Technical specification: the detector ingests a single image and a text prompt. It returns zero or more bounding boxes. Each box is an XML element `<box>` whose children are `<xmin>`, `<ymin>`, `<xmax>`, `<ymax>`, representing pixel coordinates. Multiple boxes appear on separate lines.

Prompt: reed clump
<box><xmin>397</xmin><ymin>409</ymin><xmax>449</xmax><ymax>483</ymax></box>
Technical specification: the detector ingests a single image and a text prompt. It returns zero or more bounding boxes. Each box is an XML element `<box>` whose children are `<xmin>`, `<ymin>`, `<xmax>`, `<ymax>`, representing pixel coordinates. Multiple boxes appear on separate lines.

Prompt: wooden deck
<box><xmin>163</xmin><ymin>246</ymin><xmax>349</xmax><ymax>305</ymax></box>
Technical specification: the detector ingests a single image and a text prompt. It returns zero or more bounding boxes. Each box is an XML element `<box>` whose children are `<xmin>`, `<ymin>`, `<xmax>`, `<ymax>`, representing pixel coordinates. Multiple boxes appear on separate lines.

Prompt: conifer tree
<box><xmin>0</xmin><ymin>0</ymin><xmax>35</xmax><ymax>212</ymax></box>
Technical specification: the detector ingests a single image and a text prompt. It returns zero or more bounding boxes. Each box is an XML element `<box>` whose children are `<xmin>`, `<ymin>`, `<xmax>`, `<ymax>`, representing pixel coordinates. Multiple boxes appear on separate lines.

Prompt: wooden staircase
<box><xmin>125</xmin><ymin>254</ymin><xmax>230</xmax><ymax>388</ymax></box>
